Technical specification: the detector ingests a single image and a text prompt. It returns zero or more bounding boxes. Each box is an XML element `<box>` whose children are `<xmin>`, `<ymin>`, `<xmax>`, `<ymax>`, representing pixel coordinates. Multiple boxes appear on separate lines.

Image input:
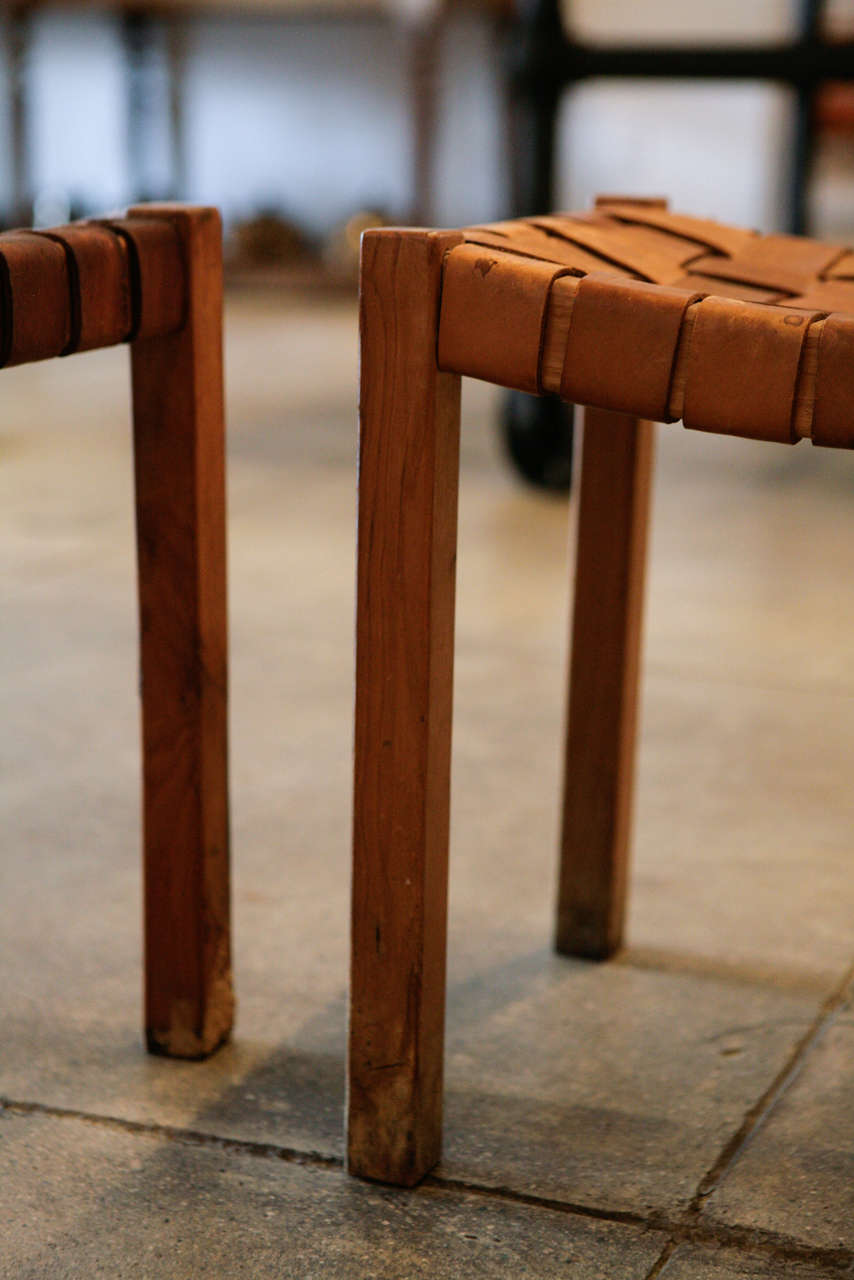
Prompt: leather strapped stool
<box><xmin>4</xmin><ymin>205</ymin><xmax>231</xmax><ymax>1060</ymax></box>
<box><xmin>348</xmin><ymin>198</ymin><xmax>854</xmax><ymax>1185</ymax></box>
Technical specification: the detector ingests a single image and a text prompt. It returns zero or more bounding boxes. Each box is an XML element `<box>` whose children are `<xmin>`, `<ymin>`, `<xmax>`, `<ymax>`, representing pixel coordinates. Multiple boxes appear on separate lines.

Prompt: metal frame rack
<box><xmin>501</xmin><ymin>0</ymin><xmax>854</xmax><ymax>488</ymax></box>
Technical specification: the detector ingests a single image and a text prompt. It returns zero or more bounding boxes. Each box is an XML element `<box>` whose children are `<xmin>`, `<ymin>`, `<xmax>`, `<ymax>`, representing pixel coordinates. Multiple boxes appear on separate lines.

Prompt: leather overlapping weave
<box><xmin>436</xmin><ymin>200</ymin><xmax>854</xmax><ymax>448</ymax></box>
<box><xmin>0</xmin><ymin>215</ymin><xmax>185</xmax><ymax>369</ymax></box>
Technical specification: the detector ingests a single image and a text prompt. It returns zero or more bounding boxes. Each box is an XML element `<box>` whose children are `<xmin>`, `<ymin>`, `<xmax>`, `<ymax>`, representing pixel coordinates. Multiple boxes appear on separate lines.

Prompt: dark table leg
<box><xmin>501</xmin><ymin>0</ymin><xmax>574</xmax><ymax>491</ymax></box>
<box><xmin>122</xmin><ymin>8</ymin><xmax>182</xmax><ymax>204</ymax></box>
<box><xmin>8</xmin><ymin>4</ymin><xmax>31</xmax><ymax>226</ymax></box>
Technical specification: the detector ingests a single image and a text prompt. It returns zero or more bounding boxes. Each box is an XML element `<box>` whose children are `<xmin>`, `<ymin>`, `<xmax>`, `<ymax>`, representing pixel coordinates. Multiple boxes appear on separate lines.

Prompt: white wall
<box><xmin>559</xmin><ymin>82</ymin><xmax>793</xmax><ymax>231</ymax></box>
<box><xmin>11</xmin><ymin>7</ymin><xmax>506</xmax><ymax>230</ymax></box>
<box><xmin>4</xmin><ymin>1</ymin><xmax>825</xmax><ymax>236</ymax></box>
<box><xmin>558</xmin><ymin>0</ymin><xmax>798</xmax><ymax>230</ymax></box>
<box><xmin>24</xmin><ymin>10</ymin><xmax>130</xmax><ymax>218</ymax></box>
<box><xmin>182</xmin><ymin>14</ymin><xmax>414</xmax><ymax>231</ymax></box>
<box><xmin>567</xmin><ymin>0</ymin><xmax>797</xmax><ymax>42</ymax></box>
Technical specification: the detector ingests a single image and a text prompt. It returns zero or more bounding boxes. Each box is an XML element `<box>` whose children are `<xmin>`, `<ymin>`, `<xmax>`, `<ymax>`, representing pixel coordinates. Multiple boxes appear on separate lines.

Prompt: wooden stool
<box><xmin>3</xmin><ymin>205</ymin><xmax>231</xmax><ymax>1060</ymax></box>
<box><xmin>348</xmin><ymin>198</ymin><xmax>854</xmax><ymax>1185</ymax></box>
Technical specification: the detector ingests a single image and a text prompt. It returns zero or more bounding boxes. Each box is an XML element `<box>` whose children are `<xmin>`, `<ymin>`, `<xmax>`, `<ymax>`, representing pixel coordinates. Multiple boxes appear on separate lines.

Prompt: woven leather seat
<box><xmin>347</xmin><ymin>202</ymin><xmax>852</xmax><ymax>1188</ymax></box>
<box><xmin>438</xmin><ymin>198</ymin><xmax>854</xmax><ymax>450</ymax></box>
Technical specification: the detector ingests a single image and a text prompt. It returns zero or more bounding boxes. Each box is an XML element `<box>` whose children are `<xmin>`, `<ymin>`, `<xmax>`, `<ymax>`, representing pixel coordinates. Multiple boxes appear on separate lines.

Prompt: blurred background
<box><xmin>3</xmin><ymin>0</ymin><xmax>854</xmax><ymax>280</ymax></box>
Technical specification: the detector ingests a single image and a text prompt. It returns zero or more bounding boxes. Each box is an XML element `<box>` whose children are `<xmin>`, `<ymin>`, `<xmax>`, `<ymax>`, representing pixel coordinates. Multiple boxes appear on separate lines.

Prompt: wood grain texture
<box><xmin>348</xmin><ymin>227</ymin><xmax>462</xmax><ymax>1186</ymax></box>
<box><xmin>129</xmin><ymin>204</ymin><xmax>232</xmax><ymax>1059</ymax></box>
<box><xmin>555</xmin><ymin>408</ymin><xmax>654</xmax><ymax>959</ymax></box>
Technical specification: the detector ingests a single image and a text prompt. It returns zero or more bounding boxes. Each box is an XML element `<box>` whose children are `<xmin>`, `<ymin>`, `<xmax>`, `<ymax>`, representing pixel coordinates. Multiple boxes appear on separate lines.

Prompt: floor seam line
<box><xmin>641</xmin><ymin>1239</ymin><xmax>678</xmax><ymax>1279</ymax></box>
<box><xmin>691</xmin><ymin>958</ymin><xmax>854</xmax><ymax>1207</ymax></box>
<box><xmin>424</xmin><ymin>1171</ymin><xmax>651</xmax><ymax>1228</ymax></box>
<box><xmin>428</xmin><ymin>1173</ymin><xmax>854</xmax><ymax>1271</ymax></box>
<box><xmin>640</xmin><ymin>959</ymin><xmax>854</xmax><ymax>1277</ymax></box>
<box><xmin>5</xmin><ymin>1092</ymin><xmax>853</xmax><ymax>1270</ymax></box>
<box><xmin>0</xmin><ymin>1095</ymin><xmax>342</xmax><ymax>1171</ymax></box>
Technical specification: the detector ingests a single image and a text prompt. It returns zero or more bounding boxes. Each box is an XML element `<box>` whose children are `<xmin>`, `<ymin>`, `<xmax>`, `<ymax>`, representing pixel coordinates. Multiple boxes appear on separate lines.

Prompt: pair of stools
<box><xmin>9</xmin><ymin>198</ymin><xmax>854</xmax><ymax>1187</ymax></box>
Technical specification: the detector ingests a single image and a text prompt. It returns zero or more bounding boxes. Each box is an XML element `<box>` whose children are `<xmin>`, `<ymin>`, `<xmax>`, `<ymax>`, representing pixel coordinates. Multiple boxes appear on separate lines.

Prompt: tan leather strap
<box><xmin>812</xmin><ymin>314</ymin><xmax>854</xmax><ymax>449</ymax></box>
<box><xmin>438</xmin><ymin>243</ymin><xmax>572</xmax><ymax>395</ymax></box>
<box><xmin>0</xmin><ymin>233</ymin><xmax>70</xmax><ymax>367</ymax></box>
<box><xmin>33</xmin><ymin>224</ymin><xmax>131</xmax><ymax>354</ymax></box>
<box><xmin>560</xmin><ymin>274</ymin><xmax>701</xmax><ymax>422</ymax></box>
<box><xmin>434</xmin><ymin>203</ymin><xmax>854</xmax><ymax>448</ymax></box>
<box><xmin>681</xmin><ymin>297</ymin><xmax>823</xmax><ymax>444</ymax></box>
<box><xmin>0</xmin><ymin>211</ymin><xmax>189</xmax><ymax>369</ymax></box>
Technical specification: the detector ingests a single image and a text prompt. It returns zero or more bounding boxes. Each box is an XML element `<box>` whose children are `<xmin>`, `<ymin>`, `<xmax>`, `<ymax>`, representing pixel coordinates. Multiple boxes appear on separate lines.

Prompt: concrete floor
<box><xmin>2</xmin><ymin>292</ymin><xmax>853</xmax><ymax>1278</ymax></box>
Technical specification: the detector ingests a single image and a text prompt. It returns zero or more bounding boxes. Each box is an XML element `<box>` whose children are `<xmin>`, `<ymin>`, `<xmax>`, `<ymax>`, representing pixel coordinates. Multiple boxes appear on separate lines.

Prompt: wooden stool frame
<box><xmin>348</xmin><ymin>205</ymin><xmax>854</xmax><ymax>1186</ymax></box>
<box><xmin>4</xmin><ymin>205</ymin><xmax>231</xmax><ymax>1060</ymax></box>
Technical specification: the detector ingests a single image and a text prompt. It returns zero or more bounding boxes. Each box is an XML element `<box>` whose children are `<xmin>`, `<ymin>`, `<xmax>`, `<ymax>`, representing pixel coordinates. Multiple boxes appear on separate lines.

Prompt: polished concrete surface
<box><xmin>1</xmin><ymin>292</ymin><xmax>853</xmax><ymax>1277</ymax></box>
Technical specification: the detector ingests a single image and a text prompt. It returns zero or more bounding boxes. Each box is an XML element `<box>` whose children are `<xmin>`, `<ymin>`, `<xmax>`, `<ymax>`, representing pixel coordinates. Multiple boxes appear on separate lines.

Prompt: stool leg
<box><xmin>348</xmin><ymin>228</ymin><xmax>462</xmax><ymax>1186</ymax></box>
<box><xmin>555</xmin><ymin>408</ymin><xmax>654</xmax><ymax>959</ymax></box>
<box><xmin>130</xmin><ymin>206</ymin><xmax>233</xmax><ymax>1058</ymax></box>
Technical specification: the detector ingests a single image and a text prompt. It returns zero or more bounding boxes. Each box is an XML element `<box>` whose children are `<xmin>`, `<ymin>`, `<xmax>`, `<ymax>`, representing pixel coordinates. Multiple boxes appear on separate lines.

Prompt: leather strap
<box><xmin>438</xmin><ymin>243</ymin><xmax>571</xmax><ymax>394</ymax></box>
<box><xmin>683</xmin><ymin>297</ymin><xmax>822</xmax><ymax>444</ymax></box>
<box><xmin>560</xmin><ymin>274</ymin><xmax>701</xmax><ymax>421</ymax></box>
<box><xmin>34</xmin><ymin>224</ymin><xmax>131</xmax><ymax>354</ymax></box>
<box><xmin>0</xmin><ymin>233</ymin><xmax>69</xmax><ymax>368</ymax></box>
<box><xmin>812</xmin><ymin>314</ymin><xmax>854</xmax><ymax>449</ymax></box>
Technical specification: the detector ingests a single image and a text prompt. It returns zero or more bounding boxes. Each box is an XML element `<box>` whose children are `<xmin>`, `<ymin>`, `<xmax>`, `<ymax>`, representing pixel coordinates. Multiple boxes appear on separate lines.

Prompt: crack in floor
<box><xmin>0</xmin><ymin>1095</ymin><xmax>342</xmax><ymax>1171</ymax></box>
<box><xmin>4</xmin><ymin>1085</ymin><xmax>853</xmax><ymax>1275</ymax></box>
<box><xmin>641</xmin><ymin>959</ymin><xmax>854</xmax><ymax>1278</ymax></box>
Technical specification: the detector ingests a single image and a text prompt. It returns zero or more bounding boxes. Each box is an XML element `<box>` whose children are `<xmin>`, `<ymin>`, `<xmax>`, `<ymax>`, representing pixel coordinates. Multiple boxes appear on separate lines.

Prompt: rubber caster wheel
<box><xmin>501</xmin><ymin>391</ymin><xmax>574</xmax><ymax>492</ymax></box>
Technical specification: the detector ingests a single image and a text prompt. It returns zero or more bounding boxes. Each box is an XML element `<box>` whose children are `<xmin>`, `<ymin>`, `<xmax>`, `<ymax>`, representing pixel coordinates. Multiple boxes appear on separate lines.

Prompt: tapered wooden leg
<box><xmin>555</xmin><ymin>408</ymin><xmax>654</xmax><ymax>960</ymax></box>
<box><xmin>130</xmin><ymin>205</ymin><xmax>232</xmax><ymax>1058</ymax></box>
<box><xmin>348</xmin><ymin>228</ymin><xmax>462</xmax><ymax>1186</ymax></box>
